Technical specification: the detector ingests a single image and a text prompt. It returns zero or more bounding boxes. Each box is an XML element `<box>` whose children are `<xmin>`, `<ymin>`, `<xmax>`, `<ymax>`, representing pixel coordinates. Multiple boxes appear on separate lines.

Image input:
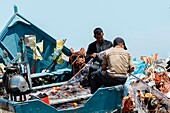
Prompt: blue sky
<box><xmin>1</xmin><ymin>1</ymin><xmax>170</xmax><ymax>59</ymax></box>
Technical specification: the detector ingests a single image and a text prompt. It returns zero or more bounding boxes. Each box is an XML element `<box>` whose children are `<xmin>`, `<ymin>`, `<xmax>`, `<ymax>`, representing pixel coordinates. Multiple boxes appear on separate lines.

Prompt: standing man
<box><xmin>86</xmin><ymin>27</ymin><xmax>112</xmax><ymax>62</ymax></box>
<box><xmin>90</xmin><ymin>37</ymin><xmax>135</xmax><ymax>93</ymax></box>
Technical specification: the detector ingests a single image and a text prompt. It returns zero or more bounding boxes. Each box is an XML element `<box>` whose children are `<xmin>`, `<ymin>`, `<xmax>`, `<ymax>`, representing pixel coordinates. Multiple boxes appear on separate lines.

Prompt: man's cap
<box><xmin>93</xmin><ymin>27</ymin><xmax>103</xmax><ymax>35</ymax></box>
<box><xmin>113</xmin><ymin>37</ymin><xmax>127</xmax><ymax>50</ymax></box>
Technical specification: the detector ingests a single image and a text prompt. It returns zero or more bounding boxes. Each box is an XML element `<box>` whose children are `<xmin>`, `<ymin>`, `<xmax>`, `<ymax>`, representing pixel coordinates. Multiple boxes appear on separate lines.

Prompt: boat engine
<box><xmin>2</xmin><ymin>63</ymin><xmax>29</xmax><ymax>101</ymax></box>
<box><xmin>9</xmin><ymin>75</ymin><xmax>29</xmax><ymax>93</ymax></box>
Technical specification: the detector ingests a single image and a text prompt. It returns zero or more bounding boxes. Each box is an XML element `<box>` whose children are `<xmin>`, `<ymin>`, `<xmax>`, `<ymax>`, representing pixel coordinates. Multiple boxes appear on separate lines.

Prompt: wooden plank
<box><xmin>32</xmin><ymin>81</ymin><xmax>67</xmax><ymax>90</ymax></box>
<box><xmin>49</xmin><ymin>94</ymin><xmax>92</xmax><ymax>105</ymax></box>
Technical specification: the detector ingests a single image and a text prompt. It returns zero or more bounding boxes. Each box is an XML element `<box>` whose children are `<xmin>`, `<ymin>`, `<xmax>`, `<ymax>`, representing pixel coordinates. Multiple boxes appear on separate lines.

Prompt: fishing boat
<box><xmin>0</xmin><ymin>6</ymin><xmax>123</xmax><ymax>113</ymax></box>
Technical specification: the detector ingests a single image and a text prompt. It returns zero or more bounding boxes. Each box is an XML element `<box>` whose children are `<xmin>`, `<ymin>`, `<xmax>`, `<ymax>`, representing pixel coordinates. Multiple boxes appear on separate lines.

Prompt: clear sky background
<box><xmin>1</xmin><ymin>1</ymin><xmax>170</xmax><ymax>59</ymax></box>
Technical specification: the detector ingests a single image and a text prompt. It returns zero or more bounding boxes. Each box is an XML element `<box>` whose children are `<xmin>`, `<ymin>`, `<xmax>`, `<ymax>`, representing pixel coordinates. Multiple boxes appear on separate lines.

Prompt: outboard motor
<box><xmin>2</xmin><ymin>63</ymin><xmax>29</xmax><ymax>101</ymax></box>
<box><xmin>9</xmin><ymin>75</ymin><xmax>29</xmax><ymax>93</ymax></box>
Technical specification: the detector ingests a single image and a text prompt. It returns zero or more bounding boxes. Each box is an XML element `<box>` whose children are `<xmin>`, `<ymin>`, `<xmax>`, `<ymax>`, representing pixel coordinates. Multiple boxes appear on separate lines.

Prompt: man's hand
<box><xmin>128</xmin><ymin>67</ymin><xmax>134</xmax><ymax>73</ymax></box>
<box><xmin>91</xmin><ymin>53</ymin><xmax>97</xmax><ymax>58</ymax></box>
